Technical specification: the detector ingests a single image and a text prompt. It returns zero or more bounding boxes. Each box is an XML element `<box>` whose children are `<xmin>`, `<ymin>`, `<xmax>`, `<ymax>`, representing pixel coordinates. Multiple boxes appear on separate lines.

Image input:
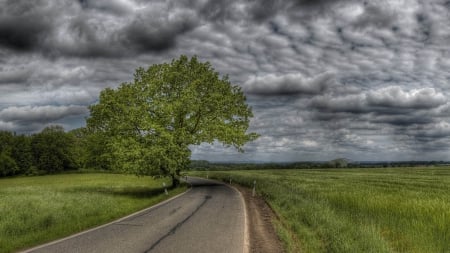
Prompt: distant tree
<box><xmin>68</xmin><ymin>128</ymin><xmax>87</xmax><ymax>170</ymax></box>
<box><xmin>0</xmin><ymin>131</ymin><xmax>18</xmax><ymax>176</ymax></box>
<box><xmin>31</xmin><ymin>126</ymin><xmax>76</xmax><ymax>173</ymax></box>
<box><xmin>0</xmin><ymin>131</ymin><xmax>14</xmax><ymax>153</ymax></box>
<box><xmin>87</xmin><ymin>55</ymin><xmax>258</xmax><ymax>187</ymax></box>
<box><xmin>11</xmin><ymin>135</ymin><xmax>33</xmax><ymax>174</ymax></box>
<box><xmin>0</xmin><ymin>151</ymin><xmax>18</xmax><ymax>177</ymax></box>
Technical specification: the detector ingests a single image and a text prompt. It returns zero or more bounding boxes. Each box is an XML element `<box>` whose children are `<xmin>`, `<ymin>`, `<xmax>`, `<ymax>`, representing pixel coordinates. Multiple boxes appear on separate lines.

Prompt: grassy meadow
<box><xmin>191</xmin><ymin>167</ymin><xmax>450</xmax><ymax>253</ymax></box>
<box><xmin>0</xmin><ymin>173</ymin><xmax>186</xmax><ymax>253</ymax></box>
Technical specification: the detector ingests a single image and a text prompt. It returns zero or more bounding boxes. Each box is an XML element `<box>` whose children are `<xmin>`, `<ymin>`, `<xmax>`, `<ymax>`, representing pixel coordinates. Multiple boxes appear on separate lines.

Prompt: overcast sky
<box><xmin>1</xmin><ymin>0</ymin><xmax>450</xmax><ymax>162</ymax></box>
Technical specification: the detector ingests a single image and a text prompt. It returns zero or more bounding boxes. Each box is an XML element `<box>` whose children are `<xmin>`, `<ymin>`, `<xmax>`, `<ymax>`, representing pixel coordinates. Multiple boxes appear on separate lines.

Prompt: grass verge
<box><xmin>190</xmin><ymin>167</ymin><xmax>450</xmax><ymax>253</ymax></box>
<box><xmin>0</xmin><ymin>173</ymin><xmax>186</xmax><ymax>253</ymax></box>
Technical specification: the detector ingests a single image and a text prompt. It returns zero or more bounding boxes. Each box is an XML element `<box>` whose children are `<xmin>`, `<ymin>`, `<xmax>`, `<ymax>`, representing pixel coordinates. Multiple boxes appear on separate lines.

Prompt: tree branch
<box><xmin>190</xmin><ymin>110</ymin><xmax>202</xmax><ymax>134</ymax></box>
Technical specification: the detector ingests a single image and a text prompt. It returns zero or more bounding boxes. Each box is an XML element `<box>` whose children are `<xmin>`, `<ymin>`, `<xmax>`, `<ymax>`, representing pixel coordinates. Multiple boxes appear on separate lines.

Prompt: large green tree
<box><xmin>68</xmin><ymin>127</ymin><xmax>113</xmax><ymax>171</ymax></box>
<box><xmin>87</xmin><ymin>55</ymin><xmax>258</xmax><ymax>186</ymax></box>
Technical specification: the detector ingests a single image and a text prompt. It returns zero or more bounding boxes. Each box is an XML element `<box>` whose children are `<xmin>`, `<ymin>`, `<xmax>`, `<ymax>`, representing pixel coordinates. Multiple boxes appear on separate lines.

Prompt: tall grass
<box><xmin>192</xmin><ymin>167</ymin><xmax>450</xmax><ymax>253</ymax></box>
<box><xmin>0</xmin><ymin>173</ymin><xmax>186</xmax><ymax>253</ymax></box>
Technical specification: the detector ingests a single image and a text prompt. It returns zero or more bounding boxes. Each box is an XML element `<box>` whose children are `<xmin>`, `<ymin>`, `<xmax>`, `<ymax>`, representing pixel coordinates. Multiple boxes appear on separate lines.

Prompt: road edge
<box><xmin>188</xmin><ymin>176</ymin><xmax>250</xmax><ymax>253</ymax></box>
<box><xmin>230</xmin><ymin>184</ymin><xmax>250</xmax><ymax>253</ymax></box>
<box><xmin>20</xmin><ymin>186</ymin><xmax>193</xmax><ymax>253</ymax></box>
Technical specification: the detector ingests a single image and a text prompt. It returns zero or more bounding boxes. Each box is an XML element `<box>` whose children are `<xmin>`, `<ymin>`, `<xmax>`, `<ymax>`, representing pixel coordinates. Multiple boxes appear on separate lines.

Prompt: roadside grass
<box><xmin>190</xmin><ymin>167</ymin><xmax>450</xmax><ymax>253</ymax></box>
<box><xmin>0</xmin><ymin>173</ymin><xmax>186</xmax><ymax>253</ymax></box>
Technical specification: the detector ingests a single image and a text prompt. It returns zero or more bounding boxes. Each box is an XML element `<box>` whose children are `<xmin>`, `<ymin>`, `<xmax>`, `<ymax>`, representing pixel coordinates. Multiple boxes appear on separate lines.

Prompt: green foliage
<box><xmin>68</xmin><ymin>128</ymin><xmax>112</xmax><ymax>171</ymax></box>
<box><xmin>0</xmin><ymin>151</ymin><xmax>18</xmax><ymax>177</ymax></box>
<box><xmin>0</xmin><ymin>126</ymin><xmax>83</xmax><ymax>177</ymax></box>
<box><xmin>192</xmin><ymin>168</ymin><xmax>450</xmax><ymax>253</ymax></box>
<box><xmin>0</xmin><ymin>173</ymin><xmax>186</xmax><ymax>253</ymax></box>
<box><xmin>67</xmin><ymin>128</ymin><xmax>88</xmax><ymax>169</ymax></box>
<box><xmin>31</xmin><ymin>126</ymin><xmax>76</xmax><ymax>173</ymax></box>
<box><xmin>0</xmin><ymin>131</ymin><xmax>14</xmax><ymax>153</ymax></box>
<box><xmin>0</xmin><ymin>131</ymin><xmax>25</xmax><ymax>176</ymax></box>
<box><xmin>10</xmin><ymin>135</ymin><xmax>33</xmax><ymax>174</ymax></box>
<box><xmin>87</xmin><ymin>55</ymin><xmax>258</xmax><ymax>185</ymax></box>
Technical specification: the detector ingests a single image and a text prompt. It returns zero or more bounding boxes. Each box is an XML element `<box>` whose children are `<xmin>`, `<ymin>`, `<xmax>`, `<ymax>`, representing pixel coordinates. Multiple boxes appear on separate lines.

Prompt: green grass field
<box><xmin>191</xmin><ymin>167</ymin><xmax>450</xmax><ymax>253</ymax></box>
<box><xmin>0</xmin><ymin>173</ymin><xmax>186</xmax><ymax>253</ymax></box>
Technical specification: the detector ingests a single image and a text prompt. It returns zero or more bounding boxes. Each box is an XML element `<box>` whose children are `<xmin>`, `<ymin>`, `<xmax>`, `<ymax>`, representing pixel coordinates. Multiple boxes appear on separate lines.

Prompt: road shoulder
<box><xmin>233</xmin><ymin>185</ymin><xmax>285</xmax><ymax>253</ymax></box>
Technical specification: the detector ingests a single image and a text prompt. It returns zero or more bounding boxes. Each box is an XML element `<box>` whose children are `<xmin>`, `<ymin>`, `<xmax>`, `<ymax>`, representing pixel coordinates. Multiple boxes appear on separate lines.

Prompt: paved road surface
<box><xmin>23</xmin><ymin>177</ymin><xmax>246</xmax><ymax>253</ymax></box>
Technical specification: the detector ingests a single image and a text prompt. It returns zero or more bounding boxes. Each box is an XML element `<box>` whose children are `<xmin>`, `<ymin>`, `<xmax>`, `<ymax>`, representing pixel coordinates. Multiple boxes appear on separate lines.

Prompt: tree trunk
<box><xmin>171</xmin><ymin>173</ymin><xmax>179</xmax><ymax>189</ymax></box>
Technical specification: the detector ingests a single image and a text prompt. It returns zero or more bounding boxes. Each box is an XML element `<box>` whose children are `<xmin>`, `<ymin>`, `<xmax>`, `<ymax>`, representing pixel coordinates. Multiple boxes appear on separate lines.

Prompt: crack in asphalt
<box><xmin>144</xmin><ymin>195</ymin><xmax>212</xmax><ymax>253</ymax></box>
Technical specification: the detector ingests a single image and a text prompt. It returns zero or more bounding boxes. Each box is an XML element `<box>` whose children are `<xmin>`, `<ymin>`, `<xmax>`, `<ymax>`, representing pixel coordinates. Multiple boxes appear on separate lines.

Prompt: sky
<box><xmin>1</xmin><ymin>0</ymin><xmax>450</xmax><ymax>162</ymax></box>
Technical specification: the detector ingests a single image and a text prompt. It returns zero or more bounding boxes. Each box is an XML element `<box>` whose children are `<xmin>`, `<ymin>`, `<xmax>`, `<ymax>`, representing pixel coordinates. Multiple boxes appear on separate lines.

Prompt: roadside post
<box><xmin>252</xmin><ymin>180</ymin><xmax>256</xmax><ymax>197</ymax></box>
<box><xmin>163</xmin><ymin>182</ymin><xmax>168</xmax><ymax>195</ymax></box>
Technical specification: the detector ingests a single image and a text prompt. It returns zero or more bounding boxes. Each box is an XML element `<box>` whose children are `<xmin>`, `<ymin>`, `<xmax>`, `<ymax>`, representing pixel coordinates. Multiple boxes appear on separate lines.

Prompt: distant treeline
<box><xmin>189</xmin><ymin>159</ymin><xmax>450</xmax><ymax>171</ymax></box>
<box><xmin>0</xmin><ymin>126</ymin><xmax>112</xmax><ymax>177</ymax></box>
<box><xmin>2</xmin><ymin>127</ymin><xmax>448</xmax><ymax>178</ymax></box>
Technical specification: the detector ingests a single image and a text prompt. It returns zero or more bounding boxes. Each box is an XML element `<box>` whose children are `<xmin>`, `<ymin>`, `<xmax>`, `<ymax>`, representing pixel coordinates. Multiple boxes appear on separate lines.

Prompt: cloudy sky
<box><xmin>1</xmin><ymin>0</ymin><xmax>450</xmax><ymax>162</ymax></box>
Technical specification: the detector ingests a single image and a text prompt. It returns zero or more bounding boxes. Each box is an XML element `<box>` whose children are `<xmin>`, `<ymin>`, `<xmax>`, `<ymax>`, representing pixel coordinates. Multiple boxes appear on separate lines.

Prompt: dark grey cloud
<box><xmin>246</xmin><ymin>0</ymin><xmax>281</xmax><ymax>22</ymax></box>
<box><xmin>0</xmin><ymin>0</ymin><xmax>53</xmax><ymax>51</ymax></box>
<box><xmin>0</xmin><ymin>105</ymin><xmax>88</xmax><ymax>132</ymax></box>
<box><xmin>243</xmin><ymin>72</ymin><xmax>334</xmax><ymax>95</ymax></box>
<box><xmin>122</xmin><ymin>10</ymin><xmax>198</xmax><ymax>52</ymax></box>
<box><xmin>0</xmin><ymin>105</ymin><xmax>87</xmax><ymax>124</ymax></box>
<box><xmin>0</xmin><ymin>67</ymin><xmax>31</xmax><ymax>84</ymax></box>
<box><xmin>0</xmin><ymin>0</ymin><xmax>199</xmax><ymax>57</ymax></box>
<box><xmin>1</xmin><ymin>0</ymin><xmax>450</xmax><ymax>161</ymax></box>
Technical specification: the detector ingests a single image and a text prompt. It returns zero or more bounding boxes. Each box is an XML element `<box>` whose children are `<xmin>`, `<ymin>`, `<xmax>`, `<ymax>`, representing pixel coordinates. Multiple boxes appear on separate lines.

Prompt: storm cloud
<box><xmin>0</xmin><ymin>0</ymin><xmax>199</xmax><ymax>57</ymax></box>
<box><xmin>243</xmin><ymin>72</ymin><xmax>334</xmax><ymax>95</ymax></box>
<box><xmin>1</xmin><ymin>0</ymin><xmax>450</xmax><ymax>161</ymax></box>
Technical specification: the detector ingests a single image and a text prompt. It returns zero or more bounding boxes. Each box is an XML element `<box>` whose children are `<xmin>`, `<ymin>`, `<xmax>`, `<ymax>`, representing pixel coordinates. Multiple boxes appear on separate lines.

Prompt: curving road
<box><xmin>23</xmin><ymin>177</ymin><xmax>247</xmax><ymax>253</ymax></box>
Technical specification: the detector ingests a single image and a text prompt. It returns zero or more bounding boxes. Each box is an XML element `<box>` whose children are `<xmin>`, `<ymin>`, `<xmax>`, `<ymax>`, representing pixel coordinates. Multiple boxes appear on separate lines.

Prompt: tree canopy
<box><xmin>87</xmin><ymin>55</ymin><xmax>258</xmax><ymax>186</ymax></box>
<box><xmin>0</xmin><ymin>126</ymin><xmax>78</xmax><ymax>177</ymax></box>
<box><xmin>31</xmin><ymin>125</ymin><xmax>77</xmax><ymax>173</ymax></box>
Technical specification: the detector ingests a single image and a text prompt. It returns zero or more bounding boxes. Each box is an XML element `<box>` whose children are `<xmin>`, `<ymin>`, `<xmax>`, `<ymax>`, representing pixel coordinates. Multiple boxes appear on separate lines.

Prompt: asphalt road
<box><xmin>23</xmin><ymin>177</ymin><xmax>247</xmax><ymax>253</ymax></box>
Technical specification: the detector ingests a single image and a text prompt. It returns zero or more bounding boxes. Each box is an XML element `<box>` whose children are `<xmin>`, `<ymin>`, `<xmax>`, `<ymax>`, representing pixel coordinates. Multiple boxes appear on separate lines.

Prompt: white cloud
<box><xmin>367</xmin><ymin>87</ymin><xmax>446</xmax><ymax>109</ymax></box>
